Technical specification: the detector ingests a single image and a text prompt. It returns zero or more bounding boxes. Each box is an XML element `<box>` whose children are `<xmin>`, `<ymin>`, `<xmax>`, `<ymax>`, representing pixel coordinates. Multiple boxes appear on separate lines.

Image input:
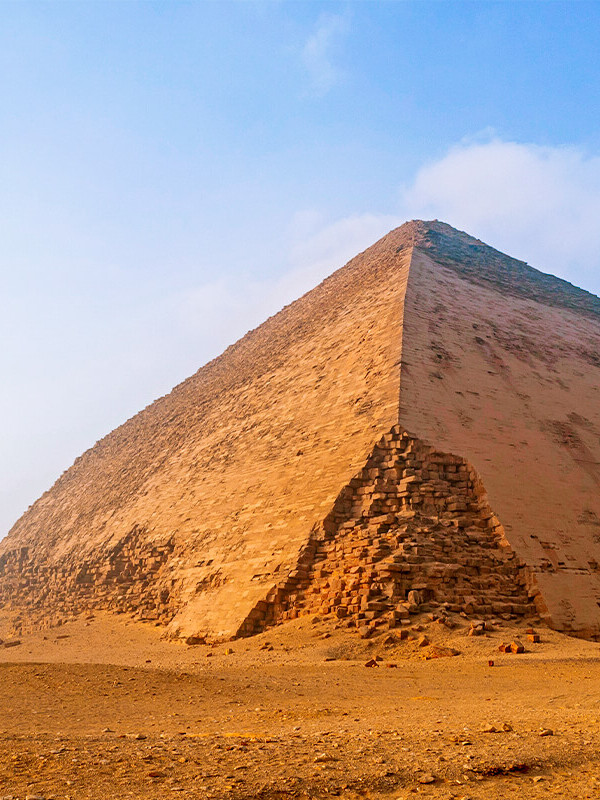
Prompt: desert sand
<box><xmin>1</xmin><ymin>609</ymin><xmax>599</xmax><ymax>799</ymax></box>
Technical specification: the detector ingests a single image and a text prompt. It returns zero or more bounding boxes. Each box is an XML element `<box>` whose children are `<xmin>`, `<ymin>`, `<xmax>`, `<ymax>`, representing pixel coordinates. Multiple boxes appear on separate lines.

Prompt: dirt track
<box><xmin>0</xmin><ymin>612</ymin><xmax>599</xmax><ymax>799</ymax></box>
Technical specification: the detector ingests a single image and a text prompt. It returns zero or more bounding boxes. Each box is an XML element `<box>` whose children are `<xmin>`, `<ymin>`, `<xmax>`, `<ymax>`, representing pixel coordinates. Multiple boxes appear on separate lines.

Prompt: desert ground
<box><xmin>0</xmin><ymin>611</ymin><xmax>599</xmax><ymax>800</ymax></box>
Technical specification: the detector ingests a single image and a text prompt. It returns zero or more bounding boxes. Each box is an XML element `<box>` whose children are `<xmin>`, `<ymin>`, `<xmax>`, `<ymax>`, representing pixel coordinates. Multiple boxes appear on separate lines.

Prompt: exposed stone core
<box><xmin>1</xmin><ymin>220</ymin><xmax>599</xmax><ymax>640</ymax></box>
<box><xmin>0</xmin><ymin>528</ymin><xmax>178</xmax><ymax>632</ymax></box>
<box><xmin>240</xmin><ymin>425</ymin><xmax>535</xmax><ymax>637</ymax></box>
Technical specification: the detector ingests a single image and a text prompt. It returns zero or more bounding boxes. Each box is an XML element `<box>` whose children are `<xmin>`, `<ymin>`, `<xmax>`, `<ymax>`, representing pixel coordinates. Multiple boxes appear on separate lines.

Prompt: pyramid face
<box><xmin>2</xmin><ymin>220</ymin><xmax>600</xmax><ymax>641</ymax></box>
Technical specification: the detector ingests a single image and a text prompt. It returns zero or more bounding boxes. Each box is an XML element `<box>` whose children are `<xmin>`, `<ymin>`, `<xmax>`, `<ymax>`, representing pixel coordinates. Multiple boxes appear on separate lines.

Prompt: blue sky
<box><xmin>2</xmin><ymin>1</ymin><xmax>600</xmax><ymax>536</ymax></box>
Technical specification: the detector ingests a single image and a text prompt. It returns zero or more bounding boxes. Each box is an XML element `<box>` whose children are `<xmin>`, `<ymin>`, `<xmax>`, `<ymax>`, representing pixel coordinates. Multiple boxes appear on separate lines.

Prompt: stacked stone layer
<box><xmin>0</xmin><ymin>527</ymin><xmax>179</xmax><ymax>633</ymax></box>
<box><xmin>239</xmin><ymin>425</ymin><xmax>535</xmax><ymax>637</ymax></box>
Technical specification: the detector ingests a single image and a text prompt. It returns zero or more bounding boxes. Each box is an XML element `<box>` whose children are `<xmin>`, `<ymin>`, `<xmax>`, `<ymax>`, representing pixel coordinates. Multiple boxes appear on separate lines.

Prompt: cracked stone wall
<box><xmin>0</xmin><ymin>528</ymin><xmax>179</xmax><ymax>634</ymax></box>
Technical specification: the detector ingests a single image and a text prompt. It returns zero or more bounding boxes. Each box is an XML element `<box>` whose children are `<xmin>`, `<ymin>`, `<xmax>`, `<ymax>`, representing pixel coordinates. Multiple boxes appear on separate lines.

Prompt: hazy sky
<box><xmin>2</xmin><ymin>1</ymin><xmax>600</xmax><ymax>537</ymax></box>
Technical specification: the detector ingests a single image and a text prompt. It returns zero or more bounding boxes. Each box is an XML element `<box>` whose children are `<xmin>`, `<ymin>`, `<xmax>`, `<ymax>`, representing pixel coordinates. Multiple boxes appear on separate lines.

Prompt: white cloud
<box><xmin>285</xmin><ymin>209</ymin><xmax>398</xmax><ymax>289</ymax></box>
<box><xmin>398</xmin><ymin>138</ymin><xmax>600</xmax><ymax>295</ymax></box>
<box><xmin>177</xmin><ymin>210</ymin><xmax>397</xmax><ymax>349</ymax></box>
<box><xmin>302</xmin><ymin>13</ymin><xmax>348</xmax><ymax>96</ymax></box>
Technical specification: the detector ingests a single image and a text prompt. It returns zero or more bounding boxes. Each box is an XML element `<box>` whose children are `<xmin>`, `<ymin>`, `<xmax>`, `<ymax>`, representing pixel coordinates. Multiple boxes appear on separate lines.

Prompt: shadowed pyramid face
<box><xmin>2</xmin><ymin>220</ymin><xmax>600</xmax><ymax>641</ymax></box>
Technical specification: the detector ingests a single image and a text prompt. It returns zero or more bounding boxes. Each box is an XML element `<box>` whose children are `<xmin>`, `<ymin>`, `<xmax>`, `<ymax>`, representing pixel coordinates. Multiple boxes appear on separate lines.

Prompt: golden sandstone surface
<box><xmin>1</xmin><ymin>220</ymin><xmax>600</xmax><ymax>641</ymax></box>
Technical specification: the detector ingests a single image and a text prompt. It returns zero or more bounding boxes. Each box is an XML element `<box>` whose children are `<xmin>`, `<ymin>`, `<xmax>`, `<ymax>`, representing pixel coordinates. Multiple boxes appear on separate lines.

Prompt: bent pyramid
<box><xmin>2</xmin><ymin>220</ymin><xmax>600</xmax><ymax>641</ymax></box>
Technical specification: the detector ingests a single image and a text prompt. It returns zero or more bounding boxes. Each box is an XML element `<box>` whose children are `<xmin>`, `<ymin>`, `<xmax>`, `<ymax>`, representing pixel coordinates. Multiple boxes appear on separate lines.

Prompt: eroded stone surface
<box><xmin>0</xmin><ymin>527</ymin><xmax>178</xmax><ymax>631</ymax></box>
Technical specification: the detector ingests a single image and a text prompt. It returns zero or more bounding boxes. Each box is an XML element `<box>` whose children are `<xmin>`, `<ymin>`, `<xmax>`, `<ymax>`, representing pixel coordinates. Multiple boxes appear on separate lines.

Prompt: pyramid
<box><xmin>2</xmin><ymin>220</ymin><xmax>600</xmax><ymax>641</ymax></box>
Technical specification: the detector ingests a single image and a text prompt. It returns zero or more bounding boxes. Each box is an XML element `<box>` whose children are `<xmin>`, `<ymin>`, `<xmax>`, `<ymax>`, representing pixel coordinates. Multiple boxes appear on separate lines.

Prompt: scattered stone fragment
<box><xmin>540</xmin><ymin>728</ymin><xmax>554</xmax><ymax>737</ymax></box>
<box><xmin>426</xmin><ymin>645</ymin><xmax>459</xmax><ymax>659</ymax></box>
<box><xmin>407</xmin><ymin>591</ymin><xmax>422</xmax><ymax>606</ymax></box>
<box><xmin>364</xmin><ymin>658</ymin><xmax>379</xmax><ymax>668</ymax></box>
<box><xmin>314</xmin><ymin>753</ymin><xmax>337</xmax><ymax>763</ymax></box>
<box><xmin>3</xmin><ymin>640</ymin><xmax>21</xmax><ymax>648</ymax></box>
<box><xmin>417</xmin><ymin>635</ymin><xmax>430</xmax><ymax>648</ymax></box>
<box><xmin>499</xmin><ymin>640</ymin><xmax>525</xmax><ymax>653</ymax></box>
<box><xmin>418</xmin><ymin>774</ymin><xmax>436</xmax><ymax>784</ymax></box>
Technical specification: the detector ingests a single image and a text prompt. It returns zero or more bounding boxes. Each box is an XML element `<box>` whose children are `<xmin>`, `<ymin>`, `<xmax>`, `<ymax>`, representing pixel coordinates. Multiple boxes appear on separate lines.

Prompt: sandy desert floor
<box><xmin>0</xmin><ymin>611</ymin><xmax>599</xmax><ymax>799</ymax></box>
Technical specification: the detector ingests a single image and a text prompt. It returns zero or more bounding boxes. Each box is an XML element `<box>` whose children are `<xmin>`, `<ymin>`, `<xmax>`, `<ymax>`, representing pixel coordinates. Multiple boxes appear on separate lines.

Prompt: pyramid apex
<box><xmin>374</xmin><ymin>219</ymin><xmax>600</xmax><ymax>320</ymax></box>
